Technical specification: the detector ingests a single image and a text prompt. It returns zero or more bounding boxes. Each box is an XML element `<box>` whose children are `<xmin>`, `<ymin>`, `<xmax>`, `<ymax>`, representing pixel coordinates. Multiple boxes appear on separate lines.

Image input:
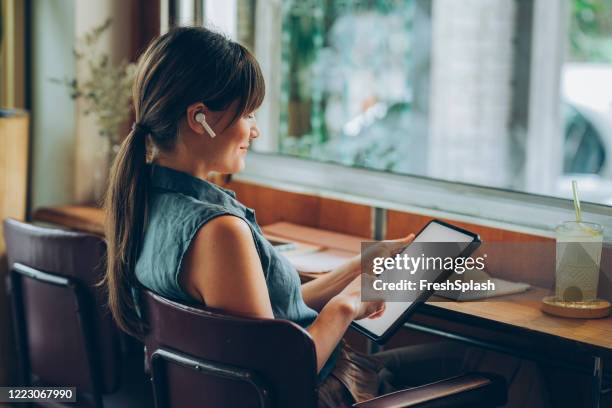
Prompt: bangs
<box><xmin>232</xmin><ymin>45</ymin><xmax>266</xmax><ymax>123</ymax></box>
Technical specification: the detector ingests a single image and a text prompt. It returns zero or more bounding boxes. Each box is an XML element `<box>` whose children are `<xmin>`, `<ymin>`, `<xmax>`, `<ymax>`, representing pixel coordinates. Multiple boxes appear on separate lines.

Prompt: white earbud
<box><xmin>195</xmin><ymin>112</ymin><xmax>216</xmax><ymax>138</ymax></box>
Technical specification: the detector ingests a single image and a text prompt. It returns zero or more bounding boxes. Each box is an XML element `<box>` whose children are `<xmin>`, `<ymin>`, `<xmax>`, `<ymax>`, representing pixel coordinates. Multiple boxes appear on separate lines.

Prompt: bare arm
<box><xmin>301</xmin><ymin>257</ymin><xmax>360</xmax><ymax>311</ymax></box>
<box><xmin>179</xmin><ymin>216</ymin><xmax>384</xmax><ymax>372</ymax></box>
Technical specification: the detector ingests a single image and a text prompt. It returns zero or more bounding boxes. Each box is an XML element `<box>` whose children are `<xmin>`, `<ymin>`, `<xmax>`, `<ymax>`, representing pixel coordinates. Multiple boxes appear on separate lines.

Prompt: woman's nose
<box><xmin>250</xmin><ymin>125</ymin><xmax>260</xmax><ymax>139</ymax></box>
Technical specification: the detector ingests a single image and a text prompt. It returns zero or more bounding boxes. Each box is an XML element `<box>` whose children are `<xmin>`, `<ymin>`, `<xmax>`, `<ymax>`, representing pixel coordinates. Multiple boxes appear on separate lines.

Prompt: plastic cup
<box><xmin>555</xmin><ymin>221</ymin><xmax>603</xmax><ymax>302</ymax></box>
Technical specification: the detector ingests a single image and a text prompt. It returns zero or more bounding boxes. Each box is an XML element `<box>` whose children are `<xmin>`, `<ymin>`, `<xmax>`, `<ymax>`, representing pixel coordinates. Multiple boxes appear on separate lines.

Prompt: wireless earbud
<box><xmin>195</xmin><ymin>112</ymin><xmax>216</xmax><ymax>138</ymax></box>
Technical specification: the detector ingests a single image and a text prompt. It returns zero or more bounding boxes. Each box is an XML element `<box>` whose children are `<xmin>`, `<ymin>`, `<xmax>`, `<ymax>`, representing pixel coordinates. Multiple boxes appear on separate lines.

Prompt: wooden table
<box><xmin>33</xmin><ymin>205</ymin><xmax>612</xmax><ymax>407</ymax></box>
<box><xmin>426</xmin><ymin>288</ymin><xmax>612</xmax><ymax>352</ymax></box>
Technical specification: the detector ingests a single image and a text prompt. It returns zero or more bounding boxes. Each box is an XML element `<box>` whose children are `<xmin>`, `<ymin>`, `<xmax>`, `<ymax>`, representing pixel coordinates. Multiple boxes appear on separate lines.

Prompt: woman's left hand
<box><xmin>339</xmin><ymin>233</ymin><xmax>415</xmax><ymax>278</ymax></box>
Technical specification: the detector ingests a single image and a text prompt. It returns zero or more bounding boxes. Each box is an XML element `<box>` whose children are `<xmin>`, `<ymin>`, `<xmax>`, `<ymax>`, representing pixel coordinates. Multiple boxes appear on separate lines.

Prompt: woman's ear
<box><xmin>186</xmin><ymin>102</ymin><xmax>210</xmax><ymax>135</ymax></box>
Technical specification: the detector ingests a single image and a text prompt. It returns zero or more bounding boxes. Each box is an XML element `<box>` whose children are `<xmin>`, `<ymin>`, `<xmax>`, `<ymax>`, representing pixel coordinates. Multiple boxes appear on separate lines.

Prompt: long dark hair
<box><xmin>104</xmin><ymin>27</ymin><xmax>265</xmax><ymax>338</ymax></box>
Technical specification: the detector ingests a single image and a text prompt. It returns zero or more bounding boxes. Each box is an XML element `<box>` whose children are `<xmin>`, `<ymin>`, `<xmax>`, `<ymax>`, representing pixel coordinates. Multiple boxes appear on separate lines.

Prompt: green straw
<box><xmin>571</xmin><ymin>180</ymin><xmax>582</xmax><ymax>223</ymax></box>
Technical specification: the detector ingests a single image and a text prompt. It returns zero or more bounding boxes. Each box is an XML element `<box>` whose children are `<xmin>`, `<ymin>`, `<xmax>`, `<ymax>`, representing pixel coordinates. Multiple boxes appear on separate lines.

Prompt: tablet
<box><xmin>350</xmin><ymin>220</ymin><xmax>480</xmax><ymax>344</ymax></box>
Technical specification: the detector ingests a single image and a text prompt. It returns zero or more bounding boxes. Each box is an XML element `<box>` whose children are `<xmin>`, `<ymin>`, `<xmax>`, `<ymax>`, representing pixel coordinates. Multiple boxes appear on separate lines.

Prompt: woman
<box><xmin>104</xmin><ymin>27</ymin><xmax>547</xmax><ymax>407</ymax></box>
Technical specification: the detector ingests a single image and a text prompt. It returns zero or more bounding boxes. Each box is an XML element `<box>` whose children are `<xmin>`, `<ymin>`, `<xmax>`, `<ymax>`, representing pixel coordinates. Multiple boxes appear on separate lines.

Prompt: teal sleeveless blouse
<box><xmin>135</xmin><ymin>164</ymin><xmax>338</xmax><ymax>380</ymax></box>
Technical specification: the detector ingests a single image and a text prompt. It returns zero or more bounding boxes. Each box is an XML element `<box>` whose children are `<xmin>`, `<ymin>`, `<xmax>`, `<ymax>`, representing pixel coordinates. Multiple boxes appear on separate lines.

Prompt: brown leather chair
<box><xmin>142</xmin><ymin>289</ymin><xmax>507</xmax><ymax>408</ymax></box>
<box><xmin>3</xmin><ymin>219</ymin><xmax>124</xmax><ymax>407</ymax></box>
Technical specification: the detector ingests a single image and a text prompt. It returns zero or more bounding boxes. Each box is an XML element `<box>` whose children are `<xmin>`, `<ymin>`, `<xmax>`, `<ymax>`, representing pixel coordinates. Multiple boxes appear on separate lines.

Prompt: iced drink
<box><xmin>555</xmin><ymin>221</ymin><xmax>603</xmax><ymax>302</ymax></box>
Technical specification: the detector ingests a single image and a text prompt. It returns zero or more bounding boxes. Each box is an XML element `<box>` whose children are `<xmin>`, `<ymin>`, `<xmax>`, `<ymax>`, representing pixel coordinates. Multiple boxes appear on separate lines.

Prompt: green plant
<box><xmin>52</xmin><ymin>18</ymin><xmax>136</xmax><ymax>145</ymax></box>
<box><xmin>569</xmin><ymin>0</ymin><xmax>612</xmax><ymax>63</ymax></box>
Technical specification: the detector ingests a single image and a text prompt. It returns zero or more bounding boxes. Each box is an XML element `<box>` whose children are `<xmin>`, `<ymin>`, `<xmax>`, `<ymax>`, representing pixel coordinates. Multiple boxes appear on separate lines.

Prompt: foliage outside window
<box><xmin>278</xmin><ymin>0</ymin><xmax>420</xmax><ymax>174</ymax></box>
<box><xmin>569</xmin><ymin>0</ymin><xmax>612</xmax><ymax>63</ymax></box>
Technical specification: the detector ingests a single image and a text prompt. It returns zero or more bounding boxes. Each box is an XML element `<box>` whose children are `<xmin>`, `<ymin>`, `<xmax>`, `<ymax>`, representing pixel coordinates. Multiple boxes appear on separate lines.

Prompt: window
<box><xmin>250</xmin><ymin>0</ymin><xmax>612</xmax><ymax>208</ymax></box>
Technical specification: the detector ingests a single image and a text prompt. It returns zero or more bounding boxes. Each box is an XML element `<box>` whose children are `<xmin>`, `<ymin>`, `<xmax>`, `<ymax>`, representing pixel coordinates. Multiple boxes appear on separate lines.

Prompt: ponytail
<box><xmin>104</xmin><ymin>124</ymin><xmax>149</xmax><ymax>338</ymax></box>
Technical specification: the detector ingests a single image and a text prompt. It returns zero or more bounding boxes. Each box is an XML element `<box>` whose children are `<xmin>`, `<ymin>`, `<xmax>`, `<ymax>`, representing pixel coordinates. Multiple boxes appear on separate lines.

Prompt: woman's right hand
<box><xmin>308</xmin><ymin>273</ymin><xmax>385</xmax><ymax>372</ymax></box>
<box><xmin>334</xmin><ymin>274</ymin><xmax>385</xmax><ymax>320</ymax></box>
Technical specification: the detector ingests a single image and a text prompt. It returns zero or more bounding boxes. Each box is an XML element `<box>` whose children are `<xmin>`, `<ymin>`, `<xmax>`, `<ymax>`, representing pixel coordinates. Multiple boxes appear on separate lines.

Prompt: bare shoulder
<box><xmin>195</xmin><ymin>214</ymin><xmax>253</xmax><ymax>243</ymax></box>
<box><xmin>180</xmin><ymin>214</ymin><xmax>272</xmax><ymax>317</ymax></box>
<box><xmin>188</xmin><ymin>215</ymin><xmax>258</xmax><ymax>271</ymax></box>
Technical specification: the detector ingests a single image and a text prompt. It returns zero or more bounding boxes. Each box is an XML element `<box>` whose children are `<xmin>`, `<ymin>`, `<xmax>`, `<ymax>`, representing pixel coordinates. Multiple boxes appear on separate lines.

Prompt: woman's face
<box><xmin>209</xmin><ymin>108</ymin><xmax>259</xmax><ymax>174</ymax></box>
<box><xmin>186</xmin><ymin>101</ymin><xmax>260</xmax><ymax>174</ymax></box>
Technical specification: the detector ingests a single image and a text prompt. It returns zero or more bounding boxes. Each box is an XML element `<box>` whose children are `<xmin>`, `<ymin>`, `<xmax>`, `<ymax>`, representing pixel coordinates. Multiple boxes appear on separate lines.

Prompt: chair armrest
<box><xmin>353</xmin><ymin>372</ymin><xmax>507</xmax><ymax>408</ymax></box>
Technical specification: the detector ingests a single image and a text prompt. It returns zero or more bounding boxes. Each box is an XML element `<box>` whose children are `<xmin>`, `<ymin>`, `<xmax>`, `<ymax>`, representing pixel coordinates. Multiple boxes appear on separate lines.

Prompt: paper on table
<box><xmin>264</xmin><ymin>233</ymin><xmax>323</xmax><ymax>256</ymax></box>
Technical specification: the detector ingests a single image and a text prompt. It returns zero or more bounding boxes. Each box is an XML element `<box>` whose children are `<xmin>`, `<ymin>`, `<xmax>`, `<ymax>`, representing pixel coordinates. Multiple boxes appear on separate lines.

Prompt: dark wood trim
<box><xmin>129</xmin><ymin>0</ymin><xmax>161</xmax><ymax>62</ymax></box>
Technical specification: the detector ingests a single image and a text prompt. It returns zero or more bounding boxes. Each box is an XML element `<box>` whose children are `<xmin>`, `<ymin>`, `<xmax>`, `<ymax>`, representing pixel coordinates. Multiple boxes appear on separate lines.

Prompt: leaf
<box><xmin>49</xmin><ymin>17</ymin><xmax>137</xmax><ymax>142</ymax></box>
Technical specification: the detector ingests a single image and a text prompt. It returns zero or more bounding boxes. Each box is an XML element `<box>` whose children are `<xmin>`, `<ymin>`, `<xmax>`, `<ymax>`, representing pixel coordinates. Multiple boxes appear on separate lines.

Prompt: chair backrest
<box><xmin>141</xmin><ymin>290</ymin><xmax>319</xmax><ymax>408</ymax></box>
<box><xmin>2</xmin><ymin>218</ymin><xmax>120</xmax><ymax>395</ymax></box>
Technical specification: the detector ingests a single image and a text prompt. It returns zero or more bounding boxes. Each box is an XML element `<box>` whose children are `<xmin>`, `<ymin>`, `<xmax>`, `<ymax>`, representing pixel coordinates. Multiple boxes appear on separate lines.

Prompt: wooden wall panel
<box><xmin>385</xmin><ymin>210</ymin><xmax>552</xmax><ymax>243</ymax></box>
<box><xmin>386</xmin><ymin>211</ymin><xmax>554</xmax><ymax>288</ymax></box>
<box><xmin>318</xmin><ymin>197</ymin><xmax>372</xmax><ymax>238</ymax></box>
<box><xmin>228</xmin><ymin>181</ymin><xmax>373</xmax><ymax>238</ymax></box>
<box><xmin>228</xmin><ymin>181</ymin><xmax>320</xmax><ymax>227</ymax></box>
